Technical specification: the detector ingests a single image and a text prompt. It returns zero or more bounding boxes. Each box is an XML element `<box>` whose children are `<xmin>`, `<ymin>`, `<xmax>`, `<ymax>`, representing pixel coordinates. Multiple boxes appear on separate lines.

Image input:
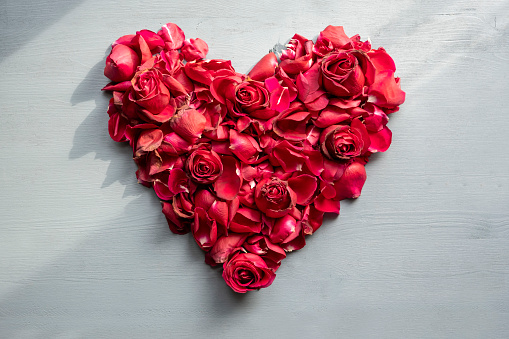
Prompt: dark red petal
<box><xmin>334</xmin><ymin>162</ymin><xmax>367</xmax><ymax>200</ymax></box>
<box><xmin>368</xmin><ymin>125</ymin><xmax>392</xmax><ymax>153</ymax></box>
<box><xmin>288</xmin><ymin>174</ymin><xmax>318</xmax><ymax>205</ymax></box>
<box><xmin>248</xmin><ymin>53</ymin><xmax>278</xmax><ymax>81</ymax></box>
<box><xmin>193</xmin><ymin>207</ymin><xmax>217</xmax><ymax>250</ymax></box>
<box><xmin>214</xmin><ymin>156</ymin><xmax>242</xmax><ymax>200</ymax></box>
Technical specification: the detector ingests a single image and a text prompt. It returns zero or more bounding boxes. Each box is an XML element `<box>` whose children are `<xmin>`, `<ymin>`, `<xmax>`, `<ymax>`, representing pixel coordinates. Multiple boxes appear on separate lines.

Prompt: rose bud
<box><xmin>104</xmin><ymin>44</ymin><xmax>140</xmax><ymax>83</ymax></box>
<box><xmin>186</xmin><ymin>146</ymin><xmax>223</xmax><ymax>184</ymax></box>
<box><xmin>320</xmin><ymin>50</ymin><xmax>375</xmax><ymax>98</ymax></box>
<box><xmin>222</xmin><ymin>251</ymin><xmax>276</xmax><ymax>293</ymax></box>
<box><xmin>320</xmin><ymin>118</ymin><xmax>370</xmax><ymax>161</ymax></box>
<box><xmin>254</xmin><ymin>177</ymin><xmax>297</xmax><ymax>218</ymax></box>
<box><xmin>128</xmin><ymin>68</ymin><xmax>176</xmax><ymax>123</ymax></box>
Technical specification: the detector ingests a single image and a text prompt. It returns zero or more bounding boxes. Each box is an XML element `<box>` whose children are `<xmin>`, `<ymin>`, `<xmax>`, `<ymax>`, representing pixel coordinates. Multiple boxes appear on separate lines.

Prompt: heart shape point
<box><xmin>103</xmin><ymin>23</ymin><xmax>405</xmax><ymax>293</ymax></box>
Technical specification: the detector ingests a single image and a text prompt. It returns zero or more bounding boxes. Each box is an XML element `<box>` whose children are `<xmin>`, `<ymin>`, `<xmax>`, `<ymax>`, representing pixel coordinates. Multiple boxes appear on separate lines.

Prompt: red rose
<box><xmin>129</xmin><ymin>68</ymin><xmax>171</xmax><ymax>114</ymax></box>
<box><xmin>254</xmin><ymin>177</ymin><xmax>296</xmax><ymax>218</ymax></box>
<box><xmin>186</xmin><ymin>146</ymin><xmax>223</xmax><ymax>184</ymax></box>
<box><xmin>222</xmin><ymin>251</ymin><xmax>276</xmax><ymax>293</ymax></box>
<box><xmin>211</xmin><ymin>76</ymin><xmax>275</xmax><ymax>119</ymax></box>
<box><xmin>320</xmin><ymin>50</ymin><xmax>375</xmax><ymax>98</ymax></box>
<box><xmin>320</xmin><ymin>118</ymin><xmax>370</xmax><ymax>160</ymax></box>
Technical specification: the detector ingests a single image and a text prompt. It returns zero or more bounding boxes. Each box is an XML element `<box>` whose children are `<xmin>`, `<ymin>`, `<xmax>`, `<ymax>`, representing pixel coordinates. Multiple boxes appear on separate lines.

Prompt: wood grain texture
<box><xmin>0</xmin><ymin>0</ymin><xmax>508</xmax><ymax>337</ymax></box>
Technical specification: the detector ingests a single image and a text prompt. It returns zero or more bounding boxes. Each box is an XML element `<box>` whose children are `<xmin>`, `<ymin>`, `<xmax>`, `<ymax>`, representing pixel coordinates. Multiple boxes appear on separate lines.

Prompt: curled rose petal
<box><xmin>368</xmin><ymin>71</ymin><xmax>406</xmax><ymax>109</ymax></box>
<box><xmin>153</xmin><ymin>179</ymin><xmax>174</xmax><ymax>201</ymax></box>
<box><xmin>102</xmin><ymin>81</ymin><xmax>132</xmax><ymax>92</ymax></box>
<box><xmin>135</xmin><ymin>129</ymin><xmax>163</xmax><ymax>157</ymax></box>
<box><xmin>302</xmin><ymin>205</ymin><xmax>324</xmax><ymax>235</ymax></box>
<box><xmin>208</xmin><ymin>200</ymin><xmax>229</xmax><ymax>233</ymax></box>
<box><xmin>194</xmin><ymin>189</ymin><xmax>216</xmax><ymax>210</ymax></box>
<box><xmin>313</xmin><ymin>195</ymin><xmax>341</xmax><ymax>214</ymax></box>
<box><xmin>368</xmin><ymin>125</ymin><xmax>392</xmax><ymax>153</ymax></box>
<box><xmin>167</xmin><ymin>168</ymin><xmax>189</xmax><ymax>196</ymax></box>
<box><xmin>104</xmin><ymin>44</ymin><xmax>140</xmax><ymax>83</ymax></box>
<box><xmin>169</xmin><ymin>109</ymin><xmax>206</xmax><ymax>143</ymax></box>
<box><xmin>318</xmin><ymin>25</ymin><xmax>351</xmax><ymax>49</ymax></box>
<box><xmin>229</xmin><ymin>207</ymin><xmax>262</xmax><ymax>233</ymax></box>
<box><xmin>243</xmin><ymin>234</ymin><xmax>286</xmax><ymax>269</ymax></box>
<box><xmin>269</xmin><ymin>214</ymin><xmax>297</xmax><ymax>244</ymax></box>
<box><xmin>159</xmin><ymin>23</ymin><xmax>185</xmax><ymax>50</ymax></box>
<box><xmin>130</xmin><ymin>33</ymin><xmax>152</xmax><ymax>64</ymax></box>
<box><xmin>162</xmin><ymin>201</ymin><xmax>190</xmax><ymax>235</ymax></box>
<box><xmin>244</xmin><ymin>235</ymin><xmax>286</xmax><ymax>270</ymax></box>
<box><xmin>107</xmin><ymin>100</ymin><xmax>128</xmax><ymax>142</ymax></box>
<box><xmin>334</xmin><ymin>161</ymin><xmax>367</xmax><ymax>200</ymax></box>
<box><xmin>273</xmin><ymin>105</ymin><xmax>311</xmax><ymax>141</ymax></box>
<box><xmin>271</xmin><ymin>140</ymin><xmax>308</xmax><ymax>173</ymax></box>
<box><xmin>137</xmin><ymin>29</ymin><xmax>165</xmax><ymax>51</ymax></box>
<box><xmin>265</xmin><ymin>76</ymin><xmax>290</xmax><ymax>113</ymax></box>
<box><xmin>248</xmin><ymin>52</ymin><xmax>278</xmax><ymax>81</ymax></box>
<box><xmin>184</xmin><ymin>59</ymin><xmax>236</xmax><ymax>86</ymax></box>
<box><xmin>206</xmin><ymin>234</ymin><xmax>248</xmax><ymax>266</ymax></box>
<box><xmin>193</xmin><ymin>207</ymin><xmax>217</xmax><ymax>250</ymax></box>
<box><xmin>213</xmin><ymin>155</ymin><xmax>242</xmax><ymax>200</ymax></box>
<box><xmin>181</xmin><ymin>38</ymin><xmax>209</xmax><ymax>62</ymax></box>
<box><xmin>280</xmin><ymin>220</ymin><xmax>305</xmax><ymax>252</ymax></box>
<box><xmin>229</xmin><ymin>130</ymin><xmax>262</xmax><ymax>164</ymax></box>
<box><xmin>288</xmin><ymin>174</ymin><xmax>318</xmax><ymax>205</ymax></box>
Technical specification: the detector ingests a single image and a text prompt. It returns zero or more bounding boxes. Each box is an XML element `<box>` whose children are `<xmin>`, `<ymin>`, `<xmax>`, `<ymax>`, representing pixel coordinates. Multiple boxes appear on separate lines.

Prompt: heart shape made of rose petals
<box><xmin>102</xmin><ymin>23</ymin><xmax>405</xmax><ymax>293</ymax></box>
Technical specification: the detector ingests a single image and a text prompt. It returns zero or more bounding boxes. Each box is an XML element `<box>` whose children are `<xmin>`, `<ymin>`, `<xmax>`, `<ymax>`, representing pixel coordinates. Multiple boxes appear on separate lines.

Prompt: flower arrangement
<box><xmin>102</xmin><ymin>23</ymin><xmax>405</xmax><ymax>292</ymax></box>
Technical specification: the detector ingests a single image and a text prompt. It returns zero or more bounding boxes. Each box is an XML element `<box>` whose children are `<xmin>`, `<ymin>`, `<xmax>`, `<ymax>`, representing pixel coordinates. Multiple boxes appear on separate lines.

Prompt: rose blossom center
<box><xmin>262</xmin><ymin>180</ymin><xmax>287</xmax><ymax>203</ymax></box>
<box><xmin>237</xmin><ymin>88</ymin><xmax>253</xmax><ymax>102</ymax></box>
<box><xmin>235</xmin><ymin>268</ymin><xmax>255</xmax><ymax>285</ymax></box>
<box><xmin>195</xmin><ymin>160</ymin><xmax>211</xmax><ymax>175</ymax></box>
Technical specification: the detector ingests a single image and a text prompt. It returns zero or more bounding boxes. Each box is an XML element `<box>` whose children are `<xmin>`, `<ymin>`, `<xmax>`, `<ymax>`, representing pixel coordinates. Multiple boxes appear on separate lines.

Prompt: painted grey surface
<box><xmin>0</xmin><ymin>0</ymin><xmax>508</xmax><ymax>337</ymax></box>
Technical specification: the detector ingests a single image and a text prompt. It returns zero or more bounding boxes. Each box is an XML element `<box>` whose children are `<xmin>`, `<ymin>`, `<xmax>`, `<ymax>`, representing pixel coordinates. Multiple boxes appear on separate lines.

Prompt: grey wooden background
<box><xmin>1</xmin><ymin>0</ymin><xmax>508</xmax><ymax>338</ymax></box>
